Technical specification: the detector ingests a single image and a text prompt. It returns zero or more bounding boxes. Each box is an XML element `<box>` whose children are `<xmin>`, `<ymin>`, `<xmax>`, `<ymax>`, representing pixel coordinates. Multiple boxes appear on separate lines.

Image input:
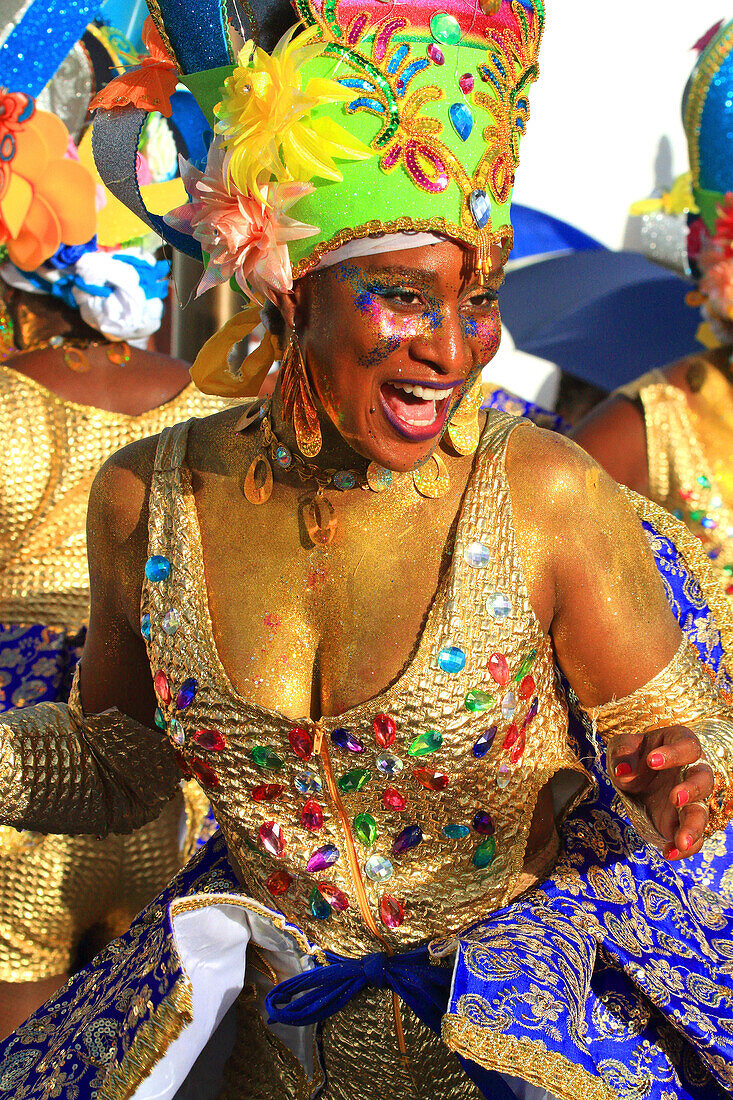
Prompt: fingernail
<box><xmin>677</xmin><ymin>789</ymin><xmax>690</xmax><ymax>808</ymax></box>
<box><xmin>666</xmin><ymin>847</ymin><xmax>680</xmax><ymax>860</ymax></box>
<box><xmin>681</xmin><ymin>833</ymin><xmax>693</xmax><ymax>851</ymax></box>
<box><xmin>649</xmin><ymin>752</ymin><xmax>665</xmax><ymax>768</ymax></box>
<box><xmin>615</xmin><ymin>762</ymin><xmax>632</xmax><ymax>778</ymax></box>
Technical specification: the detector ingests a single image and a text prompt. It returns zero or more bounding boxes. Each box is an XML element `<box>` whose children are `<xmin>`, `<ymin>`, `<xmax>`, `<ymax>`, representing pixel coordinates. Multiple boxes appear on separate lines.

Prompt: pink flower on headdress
<box><xmin>714</xmin><ymin>193</ymin><xmax>733</xmax><ymax>254</ymax></box>
<box><xmin>165</xmin><ymin>146</ymin><xmax>318</xmax><ymax>301</ymax></box>
<box><xmin>699</xmin><ymin>258</ymin><xmax>733</xmax><ymax>322</ymax></box>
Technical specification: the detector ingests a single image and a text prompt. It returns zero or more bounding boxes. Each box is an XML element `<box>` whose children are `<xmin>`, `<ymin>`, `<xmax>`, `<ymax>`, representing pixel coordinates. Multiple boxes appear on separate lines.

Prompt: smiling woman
<box><xmin>1</xmin><ymin>0</ymin><xmax>733</xmax><ymax>1098</ymax></box>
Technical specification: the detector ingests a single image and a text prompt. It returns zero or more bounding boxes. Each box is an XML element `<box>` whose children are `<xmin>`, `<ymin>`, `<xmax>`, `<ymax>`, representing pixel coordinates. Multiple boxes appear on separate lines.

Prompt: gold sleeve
<box><xmin>583</xmin><ymin>638</ymin><xmax>733</xmax><ymax>844</ymax></box>
<box><xmin>0</xmin><ymin>670</ymin><xmax>181</xmax><ymax>836</ymax></box>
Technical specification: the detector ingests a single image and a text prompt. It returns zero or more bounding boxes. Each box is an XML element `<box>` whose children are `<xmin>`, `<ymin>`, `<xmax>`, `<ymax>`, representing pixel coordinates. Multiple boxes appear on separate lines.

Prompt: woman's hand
<box><xmin>610</xmin><ymin>725</ymin><xmax>714</xmax><ymax>859</ymax></box>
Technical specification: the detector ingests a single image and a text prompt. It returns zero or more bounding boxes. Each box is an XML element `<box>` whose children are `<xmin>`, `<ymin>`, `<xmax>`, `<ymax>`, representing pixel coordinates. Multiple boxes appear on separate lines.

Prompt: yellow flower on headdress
<box><xmin>215</xmin><ymin>26</ymin><xmax>372</xmax><ymax>202</ymax></box>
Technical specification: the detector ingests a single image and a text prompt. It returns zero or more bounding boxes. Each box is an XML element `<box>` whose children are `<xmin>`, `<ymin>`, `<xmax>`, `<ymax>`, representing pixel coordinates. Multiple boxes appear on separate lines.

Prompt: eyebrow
<box><xmin>365</xmin><ymin>265</ymin><xmax>507</xmax><ymax>290</ymax></box>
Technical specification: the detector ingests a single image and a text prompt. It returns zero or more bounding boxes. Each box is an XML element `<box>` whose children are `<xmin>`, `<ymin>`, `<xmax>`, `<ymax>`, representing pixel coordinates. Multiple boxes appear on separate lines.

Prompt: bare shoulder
<box><xmin>571</xmin><ymin>393</ymin><xmax>648</xmax><ymax>493</ymax></box>
<box><xmin>186</xmin><ymin>402</ymin><xmax>254</xmax><ymax>477</ymax></box>
<box><xmin>505</xmin><ymin>421</ymin><xmax>619</xmax><ymax>516</ymax></box>
<box><xmin>88</xmin><ymin>434</ymin><xmax>160</xmax><ymax>551</ymax></box>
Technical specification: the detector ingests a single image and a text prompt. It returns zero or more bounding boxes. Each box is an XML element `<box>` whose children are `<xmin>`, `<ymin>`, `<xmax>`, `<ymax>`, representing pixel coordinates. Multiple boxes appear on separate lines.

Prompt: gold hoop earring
<box><xmin>445</xmin><ymin>375</ymin><xmax>483</xmax><ymax>456</ymax></box>
<box><xmin>280</xmin><ymin>331</ymin><xmax>322</xmax><ymax>458</ymax></box>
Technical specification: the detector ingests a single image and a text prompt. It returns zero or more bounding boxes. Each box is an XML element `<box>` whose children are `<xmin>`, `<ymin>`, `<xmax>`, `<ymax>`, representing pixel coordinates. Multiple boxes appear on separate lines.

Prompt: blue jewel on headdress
<box><xmin>449</xmin><ymin>102</ymin><xmax>473</xmax><ymax>142</ymax></box>
<box><xmin>469</xmin><ymin>190</ymin><xmax>491</xmax><ymax>229</ymax></box>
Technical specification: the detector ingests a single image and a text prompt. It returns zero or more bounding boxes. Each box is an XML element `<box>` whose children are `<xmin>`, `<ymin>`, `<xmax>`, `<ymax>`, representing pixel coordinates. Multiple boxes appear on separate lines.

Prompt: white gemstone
<box><xmin>169</xmin><ymin>718</ymin><xmax>185</xmax><ymax>746</ymax></box>
<box><xmin>487</xmin><ymin>593</ymin><xmax>512</xmax><ymax>620</ymax></box>
<box><xmin>464</xmin><ymin>542</ymin><xmax>491</xmax><ymax>569</ymax></box>
<box><xmin>365</xmin><ymin>854</ymin><xmax>393</xmax><ymax>882</ymax></box>
<box><xmin>294</xmin><ymin>770</ymin><xmax>323</xmax><ymax>795</ymax></box>
<box><xmin>162</xmin><ymin>609</ymin><xmax>180</xmax><ymax>636</ymax></box>
<box><xmin>376</xmin><ymin>753</ymin><xmax>404</xmax><ymax>778</ymax></box>
<box><xmin>501</xmin><ymin>691</ymin><xmax>516</xmax><ymax>720</ymax></box>
<box><xmin>496</xmin><ymin>764</ymin><xmax>511</xmax><ymax>789</ymax></box>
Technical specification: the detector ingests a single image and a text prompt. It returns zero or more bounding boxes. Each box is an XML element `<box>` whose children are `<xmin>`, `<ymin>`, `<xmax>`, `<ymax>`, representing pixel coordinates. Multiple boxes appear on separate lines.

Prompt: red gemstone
<box><xmin>301</xmin><ymin>798</ymin><xmax>324</xmax><ymax>832</ymax></box>
<box><xmin>260</xmin><ymin>820</ymin><xmax>286</xmax><ymax>858</ymax></box>
<box><xmin>173</xmin><ymin>749</ymin><xmax>192</xmax><ymax>778</ymax></box>
<box><xmin>189</xmin><ymin>758</ymin><xmax>219</xmax><ymax>788</ymax></box>
<box><xmin>374</xmin><ymin>712</ymin><xmax>397</xmax><ymax>748</ymax></box>
<box><xmin>502</xmin><ymin>723</ymin><xmax>519</xmax><ymax>749</ymax></box>
<box><xmin>413</xmin><ymin>768</ymin><xmax>449</xmax><ymax>791</ymax></box>
<box><xmin>317</xmin><ymin>882</ymin><xmax>349</xmax><ymax>911</ymax></box>
<box><xmin>380</xmin><ymin>895</ymin><xmax>405</xmax><ymax>928</ymax></box>
<box><xmin>266</xmin><ymin>868</ymin><xmax>293</xmax><ymax>897</ymax></box>
<box><xmin>289</xmin><ymin>725</ymin><xmax>313</xmax><ymax>760</ymax></box>
<box><xmin>518</xmin><ymin>675</ymin><xmax>535</xmax><ymax>700</ymax></box>
<box><xmin>488</xmin><ymin>653</ymin><xmax>509</xmax><ymax>687</ymax></box>
<box><xmin>680</xmin><ymin>489</ymin><xmax>694</xmax><ymax>501</ymax></box>
<box><xmin>510</xmin><ymin>730</ymin><xmax>526</xmax><ymax>764</ymax></box>
<box><xmin>193</xmin><ymin>728</ymin><xmax>226</xmax><ymax>751</ymax></box>
<box><xmin>383</xmin><ymin>787</ymin><xmax>407</xmax><ymax>811</ymax></box>
<box><xmin>154</xmin><ymin>670</ymin><xmax>171</xmax><ymax>704</ymax></box>
<box><xmin>727</xmin><ymin>584</ymin><xmax>733</xmax><ymax>596</ymax></box>
<box><xmin>252</xmin><ymin>783</ymin><xmax>283</xmax><ymax>802</ymax></box>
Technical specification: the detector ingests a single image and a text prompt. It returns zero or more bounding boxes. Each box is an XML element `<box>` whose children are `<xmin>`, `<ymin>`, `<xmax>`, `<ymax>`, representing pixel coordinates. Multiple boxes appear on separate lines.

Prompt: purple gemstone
<box><xmin>473</xmin><ymin>811</ymin><xmax>495</xmax><ymax>836</ymax></box>
<box><xmin>176</xmin><ymin>678</ymin><xmax>198</xmax><ymax>710</ymax></box>
<box><xmin>427</xmin><ymin>43</ymin><xmax>445</xmax><ymax>64</ymax></box>
<box><xmin>393</xmin><ymin>825</ymin><xmax>423</xmax><ymax>856</ymax></box>
<box><xmin>331</xmin><ymin>727</ymin><xmax>364</xmax><ymax>753</ymax></box>
<box><xmin>306</xmin><ymin>844</ymin><xmax>339</xmax><ymax>873</ymax></box>
<box><xmin>473</xmin><ymin>726</ymin><xmax>497</xmax><ymax>758</ymax></box>
<box><xmin>521</xmin><ymin>698</ymin><xmax>539</xmax><ymax>731</ymax></box>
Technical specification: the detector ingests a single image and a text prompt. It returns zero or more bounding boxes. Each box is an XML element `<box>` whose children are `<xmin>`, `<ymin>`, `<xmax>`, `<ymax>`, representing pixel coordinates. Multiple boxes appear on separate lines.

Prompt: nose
<box><xmin>408</xmin><ymin>304</ymin><xmax>474</xmax><ymax>377</ymax></box>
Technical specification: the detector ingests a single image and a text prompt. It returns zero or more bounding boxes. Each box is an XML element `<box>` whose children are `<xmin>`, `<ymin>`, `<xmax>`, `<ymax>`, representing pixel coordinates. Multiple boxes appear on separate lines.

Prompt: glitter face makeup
<box><xmin>291</xmin><ymin>239</ymin><xmax>503</xmax><ymax>473</ymax></box>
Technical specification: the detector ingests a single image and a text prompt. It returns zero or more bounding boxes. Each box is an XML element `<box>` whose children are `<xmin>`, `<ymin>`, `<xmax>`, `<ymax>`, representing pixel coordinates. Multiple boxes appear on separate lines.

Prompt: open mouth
<box><xmin>379</xmin><ymin>380</ymin><xmax>458</xmax><ymax>442</ymax></box>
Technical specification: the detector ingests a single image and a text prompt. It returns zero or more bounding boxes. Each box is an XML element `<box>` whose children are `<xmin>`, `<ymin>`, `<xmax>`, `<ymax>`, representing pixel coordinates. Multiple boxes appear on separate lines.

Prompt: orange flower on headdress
<box><xmin>89</xmin><ymin>17</ymin><xmax>178</xmax><ymax>118</ymax></box>
<box><xmin>215</xmin><ymin>26</ymin><xmax>372</xmax><ymax>203</ymax></box>
<box><xmin>0</xmin><ymin>94</ymin><xmax>96</xmax><ymax>270</ymax></box>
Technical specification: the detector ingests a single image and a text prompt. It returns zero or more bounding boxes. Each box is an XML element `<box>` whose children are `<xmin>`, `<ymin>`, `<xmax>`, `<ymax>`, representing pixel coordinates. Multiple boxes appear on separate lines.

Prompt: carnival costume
<box><xmin>0</xmin><ymin>14</ymin><xmax>219</xmax><ymax>986</ymax></box>
<box><xmin>0</xmin><ymin>1</ymin><xmax>733</xmax><ymax>1099</ymax></box>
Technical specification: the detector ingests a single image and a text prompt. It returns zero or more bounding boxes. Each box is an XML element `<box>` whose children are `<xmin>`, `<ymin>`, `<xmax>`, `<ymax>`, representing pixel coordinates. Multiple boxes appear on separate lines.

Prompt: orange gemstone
<box><xmin>510</xmin><ymin>730</ymin><xmax>526</xmax><ymax>764</ymax></box>
<box><xmin>289</xmin><ymin>726</ymin><xmax>313</xmax><ymax>760</ymax></box>
<box><xmin>383</xmin><ymin>787</ymin><xmax>407</xmax><ymax>811</ymax></box>
<box><xmin>374</xmin><ymin>713</ymin><xmax>397</xmax><ymax>748</ymax></box>
<box><xmin>413</xmin><ymin>768</ymin><xmax>449</xmax><ymax>791</ymax></box>
<box><xmin>318</xmin><ymin>882</ymin><xmax>349</xmax><ymax>911</ymax></box>
<box><xmin>488</xmin><ymin>653</ymin><xmax>509</xmax><ymax>686</ymax></box>
<box><xmin>266</xmin><ymin>869</ymin><xmax>293</xmax><ymax>897</ymax></box>
<box><xmin>251</xmin><ymin>783</ymin><xmax>283</xmax><ymax>802</ymax></box>
<box><xmin>154</xmin><ymin>670</ymin><xmax>171</xmax><ymax>704</ymax></box>
<box><xmin>380</xmin><ymin>895</ymin><xmax>405</xmax><ymax>928</ymax></box>
<box><xmin>518</xmin><ymin>675</ymin><xmax>535</xmax><ymax>700</ymax></box>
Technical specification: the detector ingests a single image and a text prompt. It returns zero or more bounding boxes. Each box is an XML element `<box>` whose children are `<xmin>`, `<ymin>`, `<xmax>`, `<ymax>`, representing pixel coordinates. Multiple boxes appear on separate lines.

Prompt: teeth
<box><xmin>403</xmin><ymin>402</ymin><xmax>436</xmax><ymax>426</ymax></box>
<box><xmin>391</xmin><ymin>382</ymin><xmax>450</xmax><ymax>401</ymax></box>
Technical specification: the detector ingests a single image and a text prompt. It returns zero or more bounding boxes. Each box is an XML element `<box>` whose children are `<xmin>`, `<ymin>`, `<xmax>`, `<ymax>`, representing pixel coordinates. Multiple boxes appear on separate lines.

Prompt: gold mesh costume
<box><xmin>618</xmin><ymin>366</ymin><xmax>733</xmax><ymax>600</ymax></box>
<box><xmin>0</xmin><ymin>365</ymin><xmax>223</xmax><ymax>982</ymax></box>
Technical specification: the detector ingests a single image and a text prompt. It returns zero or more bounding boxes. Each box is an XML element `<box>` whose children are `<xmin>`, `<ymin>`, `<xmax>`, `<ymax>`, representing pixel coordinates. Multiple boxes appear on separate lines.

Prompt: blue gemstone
<box><xmin>176</xmin><ymin>678</ymin><xmax>198</xmax><ymax>710</ymax></box>
<box><xmin>469</xmin><ymin>189</ymin><xmax>491</xmax><ymax>228</ymax></box>
<box><xmin>333</xmin><ymin>471</ymin><xmax>357</xmax><ymax>490</ymax></box>
<box><xmin>273</xmin><ymin>444</ymin><xmax>292</xmax><ymax>469</ymax></box>
<box><xmin>450</xmin><ymin>102</ymin><xmax>473</xmax><ymax>141</ymax></box>
<box><xmin>393</xmin><ymin>825</ymin><xmax>423</xmax><ymax>856</ymax></box>
<box><xmin>145</xmin><ymin>555</ymin><xmax>171</xmax><ymax>583</ymax></box>
<box><xmin>443</xmin><ymin>824</ymin><xmax>470</xmax><ymax>839</ymax></box>
<box><xmin>309</xmin><ymin>886</ymin><xmax>332</xmax><ymax>920</ymax></box>
<box><xmin>438</xmin><ymin>645</ymin><xmax>466</xmax><ymax>674</ymax></box>
<box><xmin>472</xmin><ymin>725</ymin><xmax>497</xmax><ymax>758</ymax></box>
<box><xmin>473</xmin><ymin>811</ymin><xmax>495</xmax><ymax>835</ymax></box>
<box><xmin>672</xmin><ymin>509</ymin><xmax>684</xmax><ymax>520</ymax></box>
<box><xmin>141</xmin><ymin>613</ymin><xmax>151</xmax><ymax>641</ymax></box>
<box><xmin>331</xmin><ymin>727</ymin><xmax>364</xmax><ymax>753</ymax></box>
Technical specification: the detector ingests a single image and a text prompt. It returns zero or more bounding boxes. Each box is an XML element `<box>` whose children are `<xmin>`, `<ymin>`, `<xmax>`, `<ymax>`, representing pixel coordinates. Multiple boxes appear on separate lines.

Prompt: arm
<box><xmin>571</xmin><ymin>393</ymin><xmax>651</xmax><ymax>497</ymax></box>
<box><xmin>508</xmin><ymin>426</ymin><xmax>726</xmax><ymax>858</ymax></box>
<box><xmin>0</xmin><ymin>439</ymin><xmax>180</xmax><ymax>835</ymax></box>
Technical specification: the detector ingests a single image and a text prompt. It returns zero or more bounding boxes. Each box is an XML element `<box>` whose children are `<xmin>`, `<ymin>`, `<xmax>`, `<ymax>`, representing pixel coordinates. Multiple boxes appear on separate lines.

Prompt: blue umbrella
<box><xmin>499</xmin><ymin>250</ymin><xmax>700</xmax><ymax>392</ymax></box>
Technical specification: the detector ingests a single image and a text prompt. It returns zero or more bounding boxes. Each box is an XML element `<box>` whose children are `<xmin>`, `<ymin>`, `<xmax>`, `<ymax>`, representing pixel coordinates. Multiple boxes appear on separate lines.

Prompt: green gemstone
<box><xmin>408</xmin><ymin>729</ymin><xmax>443</xmax><ymax>756</ymax></box>
<box><xmin>472</xmin><ymin>836</ymin><xmax>497</xmax><ymax>869</ymax></box>
<box><xmin>250</xmin><ymin>745</ymin><xmax>284</xmax><ymax>771</ymax></box>
<box><xmin>353</xmin><ymin>813</ymin><xmax>377</xmax><ymax>846</ymax></box>
<box><xmin>464</xmin><ymin>689</ymin><xmax>495</xmax><ymax>713</ymax></box>
<box><xmin>690</xmin><ymin>509</ymin><xmax>704</xmax><ymax>522</ymax></box>
<box><xmin>724</xmin><ymin>565</ymin><xmax>733</xmax><ymax>577</ymax></box>
<box><xmin>154</xmin><ymin>707</ymin><xmax>167</xmax><ymax>731</ymax></box>
<box><xmin>430</xmin><ymin>11</ymin><xmax>461</xmax><ymax>44</ymax></box>
<box><xmin>309</xmin><ymin>886</ymin><xmax>332</xmax><ymax>920</ymax></box>
<box><xmin>514</xmin><ymin>649</ymin><xmax>538</xmax><ymax>682</ymax></box>
<box><xmin>338</xmin><ymin>768</ymin><xmax>371</xmax><ymax>793</ymax></box>
<box><xmin>697</xmin><ymin>475</ymin><xmax>712</xmax><ymax>489</ymax></box>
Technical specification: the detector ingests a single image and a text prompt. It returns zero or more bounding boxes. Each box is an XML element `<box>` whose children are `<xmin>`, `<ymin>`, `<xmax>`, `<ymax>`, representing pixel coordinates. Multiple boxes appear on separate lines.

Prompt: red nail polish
<box><xmin>615</xmin><ymin>762</ymin><xmax>632</xmax><ymax>778</ymax></box>
<box><xmin>677</xmin><ymin>789</ymin><xmax>690</xmax><ymax>808</ymax></box>
<box><xmin>666</xmin><ymin>847</ymin><xmax>680</xmax><ymax>860</ymax></box>
<box><xmin>649</xmin><ymin>752</ymin><xmax>665</xmax><ymax>768</ymax></box>
<box><xmin>681</xmin><ymin>833</ymin><xmax>693</xmax><ymax>851</ymax></box>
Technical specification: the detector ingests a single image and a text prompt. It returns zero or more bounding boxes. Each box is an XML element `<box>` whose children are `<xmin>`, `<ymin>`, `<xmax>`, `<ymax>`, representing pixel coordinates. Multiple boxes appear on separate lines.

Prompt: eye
<box><xmin>375</xmin><ymin>286</ymin><xmax>425</xmax><ymax>307</ymax></box>
<box><xmin>463</xmin><ymin>289</ymin><xmax>499</xmax><ymax>310</ymax></box>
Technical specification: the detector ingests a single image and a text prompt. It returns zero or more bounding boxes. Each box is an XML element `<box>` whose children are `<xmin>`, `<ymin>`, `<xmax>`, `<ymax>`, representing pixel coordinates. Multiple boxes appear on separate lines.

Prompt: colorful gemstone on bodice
<box><xmin>162</xmin><ymin>609</ymin><xmax>180</xmax><ymax>636</ymax></box>
<box><xmin>190</xmin><ymin>758</ymin><xmax>219</xmax><ymax>788</ymax></box>
<box><xmin>503</xmin><ymin>724</ymin><xmax>519</xmax><ymax>750</ymax></box>
<box><xmin>443</xmin><ymin>824</ymin><xmax>470</xmax><ymax>839</ymax></box>
<box><xmin>337</xmin><ymin>768</ymin><xmax>371</xmax><ymax>792</ymax></box>
<box><xmin>374</xmin><ymin>713</ymin><xmax>397</xmax><ymax>747</ymax></box>
<box><xmin>393</xmin><ymin>825</ymin><xmax>423</xmax><ymax>856</ymax></box>
<box><xmin>260</xmin><ymin>821</ymin><xmax>286</xmax><ymax>858</ymax></box>
<box><xmin>488</xmin><ymin>653</ymin><xmax>509</xmax><ymax>686</ymax></box>
<box><xmin>473</xmin><ymin>811</ymin><xmax>495</xmax><ymax>836</ymax></box>
<box><xmin>438</xmin><ymin>645</ymin><xmax>466</xmax><ymax>674</ymax></box>
<box><xmin>353</xmin><ymin>813</ymin><xmax>377</xmax><ymax>846</ymax></box>
<box><xmin>331</xmin><ymin>728</ymin><xmax>364</xmax><ymax>753</ymax></box>
<box><xmin>522</xmin><ymin>698</ymin><xmax>539</xmax><ymax>730</ymax></box>
<box><xmin>295</xmin><ymin>770</ymin><xmax>322</xmax><ymax>795</ymax></box>
<box><xmin>145</xmin><ymin>555</ymin><xmax>171</xmax><ymax>582</ymax></box>
<box><xmin>465</xmin><ymin>689</ymin><xmax>495</xmax><ymax>713</ymax></box>
<box><xmin>307</xmin><ymin>844</ymin><xmax>339</xmax><ymax>872</ymax></box>
<box><xmin>472</xmin><ymin>727</ymin><xmax>497</xmax><ymax>758</ymax></box>
<box><xmin>333</xmin><ymin>470</ymin><xmax>357</xmax><ymax>490</ymax></box>
<box><xmin>154</xmin><ymin>707</ymin><xmax>166</xmax><ymax>731</ymax></box>
<box><xmin>169</xmin><ymin>718</ymin><xmax>184</xmax><ymax>746</ymax></box>
<box><xmin>154</xmin><ymin>670</ymin><xmax>171</xmax><ymax>704</ymax></box>
<box><xmin>487</xmin><ymin>593</ymin><xmax>512</xmax><ymax>620</ymax></box>
<box><xmin>301</xmin><ymin>798</ymin><xmax>324</xmax><ymax>832</ymax></box>
<box><xmin>266</xmin><ymin>869</ymin><xmax>293</xmax><ymax>897</ymax></box>
<box><xmin>252</xmin><ymin>783</ymin><xmax>283</xmax><ymax>802</ymax></box>
<box><xmin>251</xmin><ymin>746</ymin><xmax>284</xmax><ymax>771</ymax></box>
<box><xmin>309</xmin><ymin>886</ymin><xmax>332</xmax><ymax>920</ymax></box>
<box><xmin>510</xmin><ymin>730</ymin><xmax>526</xmax><ymax>764</ymax></box>
<box><xmin>380</xmin><ymin>895</ymin><xmax>405</xmax><ymax>928</ymax></box>
<box><xmin>365</xmin><ymin>854</ymin><xmax>393</xmax><ymax>882</ymax></box>
<box><xmin>376</xmin><ymin>754</ymin><xmax>403</xmax><ymax>778</ymax></box>
<box><xmin>518</xmin><ymin>676</ymin><xmax>535</xmax><ymax>700</ymax></box>
<box><xmin>289</xmin><ymin>726</ymin><xmax>313</xmax><ymax>760</ymax></box>
<box><xmin>383</xmin><ymin>788</ymin><xmax>407</xmax><ymax>811</ymax></box>
<box><xmin>408</xmin><ymin>730</ymin><xmax>443</xmax><ymax>756</ymax></box>
<box><xmin>501</xmin><ymin>692</ymin><xmax>516</xmax><ymax>720</ymax></box>
<box><xmin>141</xmin><ymin>614</ymin><xmax>151</xmax><ymax>641</ymax></box>
<box><xmin>413</xmin><ymin>768</ymin><xmax>449</xmax><ymax>791</ymax></box>
<box><xmin>193</xmin><ymin>728</ymin><xmax>225</xmax><ymax>751</ymax></box>
<box><xmin>176</xmin><ymin>679</ymin><xmax>198</xmax><ymax>710</ymax></box>
<box><xmin>318</xmin><ymin>882</ymin><xmax>350</xmax><ymax>911</ymax></box>
<box><xmin>473</xmin><ymin>836</ymin><xmax>497</xmax><ymax>869</ymax></box>
<box><xmin>496</xmin><ymin>764</ymin><xmax>510</xmax><ymax>789</ymax></box>
<box><xmin>463</xmin><ymin>541</ymin><xmax>490</xmax><ymax>568</ymax></box>
<box><xmin>273</xmin><ymin>443</ymin><xmax>292</xmax><ymax>469</ymax></box>
<box><xmin>514</xmin><ymin>650</ymin><xmax>537</xmax><ymax>680</ymax></box>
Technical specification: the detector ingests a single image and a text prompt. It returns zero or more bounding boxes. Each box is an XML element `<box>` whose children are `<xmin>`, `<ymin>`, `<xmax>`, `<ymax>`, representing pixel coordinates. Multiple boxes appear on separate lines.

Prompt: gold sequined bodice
<box><xmin>623</xmin><ymin>368</ymin><xmax>733</xmax><ymax>596</ymax></box>
<box><xmin>143</xmin><ymin>412</ymin><xmax>584</xmax><ymax>956</ymax></box>
<box><xmin>0</xmin><ymin>366</ymin><xmax>227</xmax><ymax>626</ymax></box>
